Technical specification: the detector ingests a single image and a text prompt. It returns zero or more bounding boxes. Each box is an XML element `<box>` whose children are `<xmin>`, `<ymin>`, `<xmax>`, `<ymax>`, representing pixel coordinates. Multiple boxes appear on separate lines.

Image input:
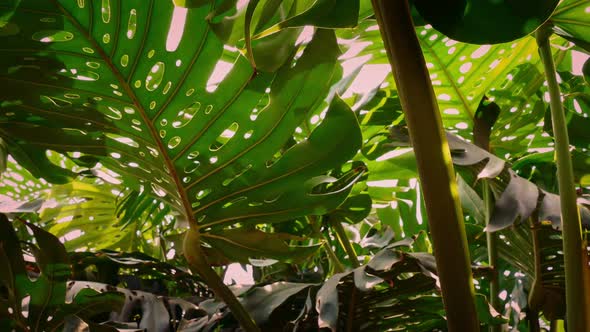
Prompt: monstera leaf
<box><xmin>0</xmin><ymin>1</ymin><xmax>362</xmax><ymax>263</ymax></box>
<box><xmin>337</xmin><ymin>18</ymin><xmax>567</xmax><ymax>151</ymax></box>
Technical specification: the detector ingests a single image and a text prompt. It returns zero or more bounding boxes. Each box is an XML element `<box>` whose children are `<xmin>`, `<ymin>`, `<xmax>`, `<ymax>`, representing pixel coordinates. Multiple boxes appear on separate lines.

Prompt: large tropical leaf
<box><xmin>0</xmin><ymin>1</ymin><xmax>362</xmax><ymax>263</ymax></box>
<box><xmin>339</xmin><ymin>19</ymin><xmax>569</xmax><ymax>157</ymax></box>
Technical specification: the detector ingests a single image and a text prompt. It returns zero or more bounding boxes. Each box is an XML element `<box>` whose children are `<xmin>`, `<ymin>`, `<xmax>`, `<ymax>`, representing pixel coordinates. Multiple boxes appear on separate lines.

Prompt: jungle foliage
<box><xmin>1</xmin><ymin>0</ymin><xmax>590</xmax><ymax>331</ymax></box>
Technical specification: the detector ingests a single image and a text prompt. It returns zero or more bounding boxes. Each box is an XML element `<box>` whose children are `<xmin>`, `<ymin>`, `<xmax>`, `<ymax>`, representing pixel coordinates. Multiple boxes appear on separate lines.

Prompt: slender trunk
<box><xmin>536</xmin><ymin>25</ymin><xmax>590</xmax><ymax>332</ymax></box>
<box><xmin>184</xmin><ymin>228</ymin><xmax>260</xmax><ymax>332</ymax></box>
<box><xmin>371</xmin><ymin>0</ymin><xmax>479</xmax><ymax>330</ymax></box>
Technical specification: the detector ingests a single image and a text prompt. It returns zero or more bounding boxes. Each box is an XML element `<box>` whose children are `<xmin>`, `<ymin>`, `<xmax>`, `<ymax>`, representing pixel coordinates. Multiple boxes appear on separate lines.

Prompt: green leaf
<box><xmin>552</xmin><ymin>0</ymin><xmax>590</xmax><ymax>52</ymax></box>
<box><xmin>66</xmin><ymin>288</ymin><xmax>125</xmax><ymax>319</ymax></box>
<box><xmin>240</xmin><ymin>281</ymin><xmax>314</xmax><ymax>325</ymax></box>
<box><xmin>279</xmin><ymin>0</ymin><xmax>359</xmax><ymax>29</ymax></box>
<box><xmin>414</xmin><ymin>0</ymin><xmax>559</xmax><ymax>44</ymax></box>
<box><xmin>457</xmin><ymin>174</ymin><xmax>485</xmax><ymax>225</ymax></box>
<box><xmin>330</xmin><ymin>193</ymin><xmax>372</xmax><ymax>224</ymax></box>
<box><xmin>26</xmin><ymin>221</ymin><xmax>70</xmax><ymax>281</ymax></box>
<box><xmin>474</xmin><ymin>293</ymin><xmax>506</xmax><ymax>325</ymax></box>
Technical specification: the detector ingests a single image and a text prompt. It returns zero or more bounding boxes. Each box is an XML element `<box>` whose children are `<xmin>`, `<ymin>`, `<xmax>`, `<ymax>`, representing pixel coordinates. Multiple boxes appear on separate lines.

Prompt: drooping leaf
<box><xmin>413</xmin><ymin>0</ymin><xmax>559</xmax><ymax>44</ymax></box>
<box><xmin>278</xmin><ymin>0</ymin><xmax>359</xmax><ymax>29</ymax></box>
<box><xmin>240</xmin><ymin>281</ymin><xmax>314</xmax><ymax>325</ymax></box>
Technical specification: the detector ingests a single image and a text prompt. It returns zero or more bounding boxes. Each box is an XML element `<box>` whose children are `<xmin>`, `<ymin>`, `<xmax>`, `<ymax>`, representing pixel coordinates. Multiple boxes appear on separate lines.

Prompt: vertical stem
<box><xmin>483</xmin><ymin>181</ymin><xmax>501</xmax><ymax>332</ymax></box>
<box><xmin>330</xmin><ymin>218</ymin><xmax>360</xmax><ymax>268</ymax></box>
<box><xmin>536</xmin><ymin>26</ymin><xmax>590</xmax><ymax>332</ymax></box>
<box><xmin>183</xmin><ymin>228</ymin><xmax>260</xmax><ymax>332</ymax></box>
<box><xmin>309</xmin><ymin>216</ymin><xmax>345</xmax><ymax>273</ymax></box>
<box><xmin>371</xmin><ymin>1</ymin><xmax>479</xmax><ymax>330</ymax></box>
<box><xmin>528</xmin><ymin>213</ymin><xmax>545</xmax><ymax>309</ymax></box>
<box><xmin>323</xmin><ymin>241</ymin><xmax>345</xmax><ymax>273</ymax></box>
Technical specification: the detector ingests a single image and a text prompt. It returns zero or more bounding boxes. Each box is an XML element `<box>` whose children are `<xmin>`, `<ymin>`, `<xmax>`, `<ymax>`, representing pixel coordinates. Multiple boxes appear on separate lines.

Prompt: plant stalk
<box><xmin>331</xmin><ymin>218</ymin><xmax>360</xmax><ymax>268</ymax></box>
<box><xmin>528</xmin><ymin>215</ymin><xmax>543</xmax><ymax>332</ymax></box>
<box><xmin>528</xmin><ymin>216</ymin><xmax>544</xmax><ymax>307</ymax></box>
<box><xmin>536</xmin><ymin>26</ymin><xmax>590</xmax><ymax>332</ymax></box>
<box><xmin>371</xmin><ymin>0</ymin><xmax>479</xmax><ymax>330</ymax></box>
<box><xmin>309</xmin><ymin>216</ymin><xmax>345</xmax><ymax>273</ymax></box>
<box><xmin>184</xmin><ymin>228</ymin><xmax>260</xmax><ymax>332</ymax></box>
<box><xmin>483</xmin><ymin>181</ymin><xmax>501</xmax><ymax>332</ymax></box>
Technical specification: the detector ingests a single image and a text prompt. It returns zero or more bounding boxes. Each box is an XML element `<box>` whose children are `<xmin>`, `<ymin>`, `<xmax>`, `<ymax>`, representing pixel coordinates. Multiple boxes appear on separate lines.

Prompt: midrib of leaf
<box><xmin>53</xmin><ymin>1</ymin><xmax>196</xmax><ymax>224</ymax></box>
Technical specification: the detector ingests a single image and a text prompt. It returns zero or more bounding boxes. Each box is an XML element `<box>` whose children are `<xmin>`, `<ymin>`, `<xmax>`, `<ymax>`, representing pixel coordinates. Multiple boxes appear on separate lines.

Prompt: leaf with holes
<box><xmin>342</xmin><ymin>19</ymin><xmax>566</xmax><ymax>152</ymax></box>
<box><xmin>0</xmin><ymin>1</ymin><xmax>362</xmax><ymax>264</ymax></box>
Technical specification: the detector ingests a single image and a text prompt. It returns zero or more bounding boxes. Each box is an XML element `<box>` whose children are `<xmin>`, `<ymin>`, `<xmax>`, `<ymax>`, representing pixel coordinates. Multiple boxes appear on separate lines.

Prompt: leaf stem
<box><xmin>330</xmin><ymin>218</ymin><xmax>360</xmax><ymax>268</ymax></box>
<box><xmin>536</xmin><ymin>25</ymin><xmax>590</xmax><ymax>332</ymax></box>
<box><xmin>483</xmin><ymin>181</ymin><xmax>501</xmax><ymax>332</ymax></box>
<box><xmin>309</xmin><ymin>216</ymin><xmax>344</xmax><ymax>273</ymax></box>
<box><xmin>528</xmin><ymin>215</ymin><xmax>544</xmax><ymax>323</ymax></box>
<box><xmin>371</xmin><ymin>0</ymin><xmax>479</xmax><ymax>330</ymax></box>
<box><xmin>183</xmin><ymin>229</ymin><xmax>260</xmax><ymax>332</ymax></box>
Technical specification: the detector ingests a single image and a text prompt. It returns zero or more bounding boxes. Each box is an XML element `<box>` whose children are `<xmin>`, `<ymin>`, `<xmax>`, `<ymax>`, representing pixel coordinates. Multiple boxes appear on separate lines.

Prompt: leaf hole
<box><xmin>210</xmin><ymin>122</ymin><xmax>239</xmax><ymax>151</ymax></box>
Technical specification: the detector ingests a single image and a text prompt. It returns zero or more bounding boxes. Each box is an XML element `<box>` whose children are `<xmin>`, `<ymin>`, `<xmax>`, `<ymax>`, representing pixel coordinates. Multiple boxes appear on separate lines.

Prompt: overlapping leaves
<box><xmin>0</xmin><ymin>214</ymin><xmax>124</xmax><ymax>331</ymax></box>
<box><xmin>236</xmin><ymin>239</ymin><xmax>504</xmax><ymax>331</ymax></box>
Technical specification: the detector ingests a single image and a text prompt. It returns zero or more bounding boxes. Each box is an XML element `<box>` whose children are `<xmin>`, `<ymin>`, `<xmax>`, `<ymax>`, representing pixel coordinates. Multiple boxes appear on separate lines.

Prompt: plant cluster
<box><xmin>1</xmin><ymin>0</ymin><xmax>589</xmax><ymax>331</ymax></box>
